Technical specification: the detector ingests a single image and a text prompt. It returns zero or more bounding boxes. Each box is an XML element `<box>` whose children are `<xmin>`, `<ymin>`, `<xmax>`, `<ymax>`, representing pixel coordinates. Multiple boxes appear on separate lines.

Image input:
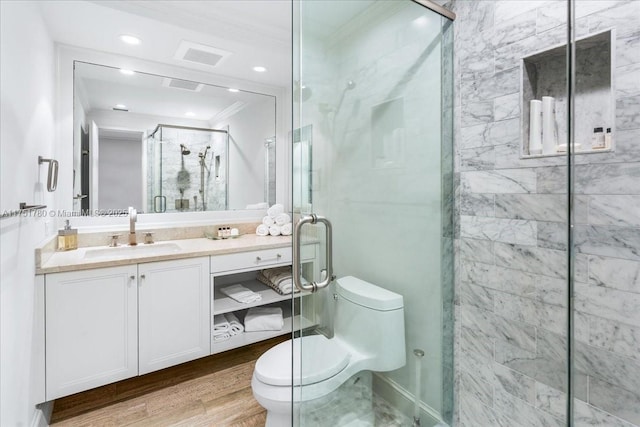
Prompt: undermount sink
<box><xmin>83</xmin><ymin>242</ymin><xmax>182</xmax><ymax>260</ymax></box>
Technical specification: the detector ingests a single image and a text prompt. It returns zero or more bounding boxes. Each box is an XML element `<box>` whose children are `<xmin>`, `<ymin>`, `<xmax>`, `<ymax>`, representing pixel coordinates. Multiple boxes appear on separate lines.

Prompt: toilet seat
<box><xmin>255</xmin><ymin>335</ymin><xmax>350</xmax><ymax>386</ymax></box>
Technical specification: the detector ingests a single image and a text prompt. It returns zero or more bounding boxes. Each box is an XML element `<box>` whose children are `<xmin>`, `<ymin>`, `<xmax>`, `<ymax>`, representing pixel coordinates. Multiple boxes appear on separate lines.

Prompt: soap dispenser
<box><xmin>58</xmin><ymin>220</ymin><xmax>78</xmax><ymax>251</ymax></box>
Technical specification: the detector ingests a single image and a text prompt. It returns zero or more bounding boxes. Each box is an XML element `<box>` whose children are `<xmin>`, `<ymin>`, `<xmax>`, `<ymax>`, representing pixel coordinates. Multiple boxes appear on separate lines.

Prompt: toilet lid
<box><xmin>254</xmin><ymin>335</ymin><xmax>349</xmax><ymax>386</ymax></box>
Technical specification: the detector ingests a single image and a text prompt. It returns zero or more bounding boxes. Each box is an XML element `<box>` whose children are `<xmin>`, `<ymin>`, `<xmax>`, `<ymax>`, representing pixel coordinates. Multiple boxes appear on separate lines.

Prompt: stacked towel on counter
<box><xmin>213</xmin><ymin>314</ymin><xmax>231</xmax><ymax>342</ymax></box>
<box><xmin>256</xmin><ymin>204</ymin><xmax>293</xmax><ymax>237</ymax></box>
<box><xmin>221</xmin><ymin>284</ymin><xmax>262</xmax><ymax>304</ymax></box>
<box><xmin>281</xmin><ymin>223</ymin><xmax>292</xmax><ymax>236</ymax></box>
<box><xmin>244</xmin><ymin>307</ymin><xmax>284</xmax><ymax>332</ymax></box>
<box><xmin>275</xmin><ymin>213</ymin><xmax>291</xmax><ymax>226</ymax></box>
<box><xmin>269</xmin><ymin>225</ymin><xmax>281</xmax><ymax>236</ymax></box>
<box><xmin>267</xmin><ymin>204</ymin><xmax>284</xmax><ymax>218</ymax></box>
<box><xmin>257</xmin><ymin>266</ymin><xmax>299</xmax><ymax>295</ymax></box>
<box><xmin>256</xmin><ymin>224</ymin><xmax>269</xmax><ymax>236</ymax></box>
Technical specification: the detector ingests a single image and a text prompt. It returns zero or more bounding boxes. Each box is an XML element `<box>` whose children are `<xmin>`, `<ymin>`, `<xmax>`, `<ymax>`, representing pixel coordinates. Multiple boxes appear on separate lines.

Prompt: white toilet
<box><xmin>251</xmin><ymin>276</ymin><xmax>406</xmax><ymax>426</ymax></box>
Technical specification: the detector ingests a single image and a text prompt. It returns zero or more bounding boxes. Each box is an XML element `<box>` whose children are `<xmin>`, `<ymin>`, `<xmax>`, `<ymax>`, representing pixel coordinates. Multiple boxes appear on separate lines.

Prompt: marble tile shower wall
<box><xmin>449</xmin><ymin>1</ymin><xmax>640</xmax><ymax>426</ymax></box>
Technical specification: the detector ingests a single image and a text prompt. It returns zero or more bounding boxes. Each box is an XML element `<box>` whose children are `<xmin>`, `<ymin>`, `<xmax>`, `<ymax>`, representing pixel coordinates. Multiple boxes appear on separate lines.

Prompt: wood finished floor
<box><xmin>50</xmin><ymin>336</ymin><xmax>288</xmax><ymax>427</ymax></box>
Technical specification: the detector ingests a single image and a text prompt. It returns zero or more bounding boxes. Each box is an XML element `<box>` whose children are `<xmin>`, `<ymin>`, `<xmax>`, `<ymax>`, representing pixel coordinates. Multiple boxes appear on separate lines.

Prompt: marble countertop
<box><xmin>37</xmin><ymin>234</ymin><xmax>292</xmax><ymax>275</ymax></box>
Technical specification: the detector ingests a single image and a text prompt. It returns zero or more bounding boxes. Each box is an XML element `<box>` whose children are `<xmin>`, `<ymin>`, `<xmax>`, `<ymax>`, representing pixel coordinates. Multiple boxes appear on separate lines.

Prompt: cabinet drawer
<box><xmin>211</xmin><ymin>247</ymin><xmax>292</xmax><ymax>273</ymax></box>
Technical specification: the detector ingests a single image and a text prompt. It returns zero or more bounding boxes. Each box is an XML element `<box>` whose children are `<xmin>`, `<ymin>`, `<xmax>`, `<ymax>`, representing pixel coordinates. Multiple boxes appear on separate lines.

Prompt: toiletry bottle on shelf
<box><xmin>592</xmin><ymin>127</ymin><xmax>605</xmax><ymax>149</ymax></box>
<box><xmin>605</xmin><ymin>128</ymin><xmax>612</xmax><ymax>148</ymax></box>
<box><xmin>58</xmin><ymin>220</ymin><xmax>78</xmax><ymax>251</ymax></box>
<box><xmin>529</xmin><ymin>100</ymin><xmax>543</xmax><ymax>155</ymax></box>
<box><xmin>541</xmin><ymin>96</ymin><xmax>558</xmax><ymax>155</ymax></box>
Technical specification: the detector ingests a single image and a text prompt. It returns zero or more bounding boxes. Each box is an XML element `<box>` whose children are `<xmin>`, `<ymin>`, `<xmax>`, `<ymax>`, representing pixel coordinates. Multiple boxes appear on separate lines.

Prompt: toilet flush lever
<box><xmin>293</xmin><ymin>214</ymin><xmax>334</xmax><ymax>293</ymax></box>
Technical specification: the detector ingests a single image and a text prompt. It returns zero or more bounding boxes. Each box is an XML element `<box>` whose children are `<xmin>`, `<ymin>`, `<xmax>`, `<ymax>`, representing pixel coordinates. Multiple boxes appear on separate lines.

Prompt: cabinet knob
<box><xmin>129</xmin><ymin>275</ymin><xmax>135</xmax><ymax>280</ymax></box>
<box><xmin>140</xmin><ymin>274</ymin><xmax>146</xmax><ymax>279</ymax></box>
<box><xmin>256</xmin><ymin>256</ymin><xmax>261</xmax><ymax>261</ymax></box>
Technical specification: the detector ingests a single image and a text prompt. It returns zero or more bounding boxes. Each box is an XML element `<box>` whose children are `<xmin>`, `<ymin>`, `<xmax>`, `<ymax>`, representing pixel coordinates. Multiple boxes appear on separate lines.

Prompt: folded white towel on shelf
<box><xmin>267</xmin><ymin>204</ymin><xmax>284</xmax><ymax>218</ymax></box>
<box><xmin>275</xmin><ymin>213</ymin><xmax>291</xmax><ymax>226</ymax></box>
<box><xmin>244</xmin><ymin>306</ymin><xmax>284</xmax><ymax>332</ymax></box>
<box><xmin>256</xmin><ymin>224</ymin><xmax>269</xmax><ymax>236</ymax></box>
<box><xmin>281</xmin><ymin>223</ymin><xmax>292</xmax><ymax>236</ymax></box>
<box><xmin>221</xmin><ymin>284</ymin><xmax>262</xmax><ymax>304</ymax></box>
<box><xmin>213</xmin><ymin>314</ymin><xmax>230</xmax><ymax>332</ymax></box>
<box><xmin>269</xmin><ymin>225</ymin><xmax>281</xmax><ymax>236</ymax></box>
<box><xmin>224</xmin><ymin>312</ymin><xmax>244</xmax><ymax>335</ymax></box>
<box><xmin>246</xmin><ymin>202</ymin><xmax>269</xmax><ymax>210</ymax></box>
<box><xmin>262</xmin><ymin>215</ymin><xmax>275</xmax><ymax>226</ymax></box>
<box><xmin>213</xmin><ymin>331</ymin><xmax>231</xmax><ymax>342</ymax></box>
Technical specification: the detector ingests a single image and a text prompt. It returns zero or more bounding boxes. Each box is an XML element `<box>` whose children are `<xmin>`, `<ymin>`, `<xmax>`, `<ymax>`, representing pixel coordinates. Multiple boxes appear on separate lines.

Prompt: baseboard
<box><xmin>31</xmin><ymin>401</ymin><xmax>53</xmax><ymax>427</ymax></box>
<box><xmin>372</xmin><ymin>373</ymin><xmax>447</xmax><ymax>427</ymax></box>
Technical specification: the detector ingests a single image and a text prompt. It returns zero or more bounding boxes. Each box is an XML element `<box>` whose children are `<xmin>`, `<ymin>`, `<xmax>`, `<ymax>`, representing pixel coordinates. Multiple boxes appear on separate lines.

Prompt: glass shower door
<box><xmin>292</xmin><ymin>1</ymin><xmax>454</xmax><ymax>426</ymax></box>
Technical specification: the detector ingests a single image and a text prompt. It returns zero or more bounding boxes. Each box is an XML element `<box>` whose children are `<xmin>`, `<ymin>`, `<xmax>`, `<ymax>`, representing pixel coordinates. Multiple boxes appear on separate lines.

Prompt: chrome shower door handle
<box><xmin>293</xmin><ymin>214</ymin><xmax>333</xmax><ymax>293</ymax></box>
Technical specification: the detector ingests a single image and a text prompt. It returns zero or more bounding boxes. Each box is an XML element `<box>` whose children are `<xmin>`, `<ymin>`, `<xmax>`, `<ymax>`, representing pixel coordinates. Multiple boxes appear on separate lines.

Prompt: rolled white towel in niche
<box><xmin>267</xmin><ymin>204</ymin><xmax>284</xmax><ymax>218</ymax></box>
<box><xmin>244</xmin><ymin>306</ymin><xmax>284</xmax><ymax>332</ymax></box>
<box><xmin>224</xmin><ymin>312</ymin><xmax>244</xmax><ymax>335</ymax></box>
<box><xmin>269</xmin><ymin>225</ymin><xmax>281</xmax><ymax>236</ymax></box>
<box><xmin>256</xmin><ymin>224</ymin><xmax>269</xmax><ymax>236</ymax></box>
<box><xmin>220</xmin><ymin>284</ymin><xmax>262</xmax><ymax>304</ymax></box>
<box><xmin>281</xmin><ymin>223</ymin><xmax>292</xmax><ymax>236</ymax></box>
<box><xmin>529</xmin><ymin>99</ymin><xmax>542</xmax><ymax>155</ymax></box>
<box><xmin>213</xmin><ymin>314</ymin><xmax>230</xmax><ymax>332</ymax></box>
<box><xmin>262</xmin><ymin>215</ymin><xmax>275</xmax><ymax>226</ymax></box>
<box><xmin>275</xmin><ymin>213</ymin><xmax>291</xmax><ymax>226</ymax></box>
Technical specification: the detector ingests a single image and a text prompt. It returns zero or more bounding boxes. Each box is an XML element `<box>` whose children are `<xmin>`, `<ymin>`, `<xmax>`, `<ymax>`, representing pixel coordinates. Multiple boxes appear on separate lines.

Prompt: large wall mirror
<box><xmin>73</xmin><ymin>61</ymin><xmax>276</xmax><ymax>214</ymax></box>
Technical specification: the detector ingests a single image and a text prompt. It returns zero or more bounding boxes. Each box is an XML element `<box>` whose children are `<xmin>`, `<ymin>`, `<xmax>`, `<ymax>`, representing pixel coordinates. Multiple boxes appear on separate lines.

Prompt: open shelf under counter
<box><xmin>212</xmin><ymin>315</ymin><xmax>315</xmax><ymax>354</ymax></box>
<box><xmin>212</xmin><ymin>278</ymin><xmax>310</xmax><ymax>316</ymax></box>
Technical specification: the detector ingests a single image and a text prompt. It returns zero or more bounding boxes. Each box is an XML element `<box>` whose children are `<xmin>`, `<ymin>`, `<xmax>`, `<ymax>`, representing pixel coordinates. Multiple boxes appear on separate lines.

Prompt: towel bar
<box><xmin>38</xmin><ymin>156</ymin><xmax>58</xmax><ymax>192</ymax></box>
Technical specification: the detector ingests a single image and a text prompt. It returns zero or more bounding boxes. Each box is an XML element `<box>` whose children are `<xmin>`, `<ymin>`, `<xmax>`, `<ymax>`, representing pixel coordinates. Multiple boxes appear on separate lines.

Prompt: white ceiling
<box><xmin>38</xmin><ymin>0</ymin><xmax>292</xmax><ymax>87</ymax></box>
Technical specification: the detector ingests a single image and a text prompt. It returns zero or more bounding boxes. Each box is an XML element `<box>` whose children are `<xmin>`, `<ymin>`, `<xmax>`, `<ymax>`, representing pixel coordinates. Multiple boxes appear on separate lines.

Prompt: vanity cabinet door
<box><xmin>45</xmin><ymin>265</ymin><xmax>138</xmax><ymax>400</ymax></box>
<box><xmin>138</xmin><ymin>257</ymin><xmax>210</xmax><ymax>375</ymax></box>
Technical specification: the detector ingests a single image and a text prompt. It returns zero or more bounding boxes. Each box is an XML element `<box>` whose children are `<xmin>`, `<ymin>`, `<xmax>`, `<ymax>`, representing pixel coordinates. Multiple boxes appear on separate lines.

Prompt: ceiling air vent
<box><xmin>162</xmin><ymin>78</ymin><xmax>204</xmax><ymax>92</ymax></box>
<box><xmin>174</xmin><ymin>40</ymin><xmax>232</xmax><ymax>68</ymax></box>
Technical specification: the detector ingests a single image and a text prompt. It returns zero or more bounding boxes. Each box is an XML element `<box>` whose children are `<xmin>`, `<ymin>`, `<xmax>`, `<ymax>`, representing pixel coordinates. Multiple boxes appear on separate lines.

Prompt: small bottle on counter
<box><xmin>592</xmin><ymin>127</ymin><xmax>606</xmax><ymax>149</ymax></box>
<box><xmin>605</xmin><ymin>128</ymin><xmax>612</xmax><ymax>148</ymax></box>
<box><xmin>57</xmin><ymin>220</ymin><xmax>78</xmax><ymax>251</ymax></box>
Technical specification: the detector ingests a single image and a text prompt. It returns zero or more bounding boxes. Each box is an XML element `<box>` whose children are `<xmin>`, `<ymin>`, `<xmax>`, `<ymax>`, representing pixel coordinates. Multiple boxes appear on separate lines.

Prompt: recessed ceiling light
<box><xmin>252</xmin><ymin>66</ymin><xmax>267</xmax><ymax>73</ymax></box>
<box><xmin>120</xmin><ymin>69</ymin><xmax>135</xmax><ymax>76</ymax></box>
<box><xmin>115</xmin><ymin>104</ymin><xmax>127</xmax><ymax>109</ymax></box>
<box><xmin>185</xmin><ymin>112</ymin><xmax>196</xmax><ymax>117</ymax></box>
<box><xmin>119</xmin><ymin>34</ymin><xmax>141</xmax><ymax>45</ymax></box>
<box><xmin>228</xmin><ymin>88</ymin><xmax>239</xmax><ymax>93</ymax></box>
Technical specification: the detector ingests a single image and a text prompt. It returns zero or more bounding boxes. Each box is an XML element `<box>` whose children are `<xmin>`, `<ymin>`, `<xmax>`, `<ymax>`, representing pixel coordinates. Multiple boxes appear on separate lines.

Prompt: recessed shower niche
<box><xmin>521</xmin><ymin>29</ymin><xmax>615</xmax><ymax>157</ymax></box>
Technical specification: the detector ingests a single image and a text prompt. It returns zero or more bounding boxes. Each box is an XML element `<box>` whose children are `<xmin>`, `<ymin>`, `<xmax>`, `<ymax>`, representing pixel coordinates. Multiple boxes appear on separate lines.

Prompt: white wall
<box><xmin>218</xmin><ymin>97</ymin><xmax>276</xmax><ymax>209</ymax></box>
<box><xmin>0</xmin><ymin>1</ymin><xmax>55</xmax><ymax>425</ymax></box>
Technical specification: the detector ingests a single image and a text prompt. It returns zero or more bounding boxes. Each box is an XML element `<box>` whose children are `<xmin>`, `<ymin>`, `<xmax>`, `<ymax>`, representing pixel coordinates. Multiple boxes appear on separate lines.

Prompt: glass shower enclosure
<box><xmin>292</xmin><ymin>1</ymin><xmax>454</xmax><ymax>425</ymax></box>
<box><xmin>147</xmin><ymin>124</ymin><xmax>228</xmax><ymax>213</ymax></box>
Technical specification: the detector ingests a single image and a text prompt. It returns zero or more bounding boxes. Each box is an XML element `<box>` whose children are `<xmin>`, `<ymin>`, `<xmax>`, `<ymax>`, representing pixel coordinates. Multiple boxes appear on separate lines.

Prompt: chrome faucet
<box><xmin>128</xmin><ymin>206</ymin><xmax>137</xmax><ymax>246</ymax></box>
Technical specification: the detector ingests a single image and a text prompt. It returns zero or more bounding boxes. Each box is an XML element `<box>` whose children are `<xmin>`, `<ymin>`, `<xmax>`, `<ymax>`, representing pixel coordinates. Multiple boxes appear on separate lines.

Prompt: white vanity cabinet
<box><xmin>138</xmin><ymin>257</ymin><xmax>210</xmax><ymax>375</ymax></box>
<box><xmin>45</xmin><ymin>257</ymin><xmax>210</xmax><ymax>399</ymax></box>
<box><xmin>45</xmin><ymin>265</ymin><xmax>138</xmax><ymax>400</ymax></box>
<box><xmin>41</xmin><ymin>240</ymin><xmax>312</xmax><ymax>400</ymax></box>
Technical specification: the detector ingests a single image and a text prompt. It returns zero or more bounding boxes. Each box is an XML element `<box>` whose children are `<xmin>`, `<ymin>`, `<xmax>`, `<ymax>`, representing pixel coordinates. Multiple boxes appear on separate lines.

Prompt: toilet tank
<box><xmin>334</xmin><ymin>276</ymin><xmax>406</xmax><ymax>372</ymax></box>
